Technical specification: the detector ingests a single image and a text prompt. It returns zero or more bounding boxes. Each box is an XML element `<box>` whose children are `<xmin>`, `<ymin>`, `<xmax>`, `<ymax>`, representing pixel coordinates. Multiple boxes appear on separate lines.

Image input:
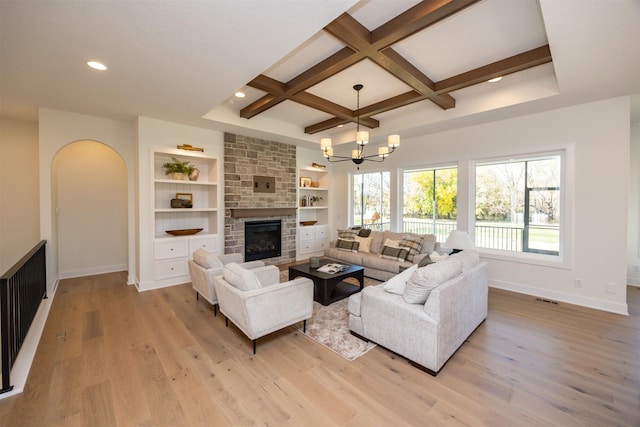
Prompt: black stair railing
<box><xmin>0</xmin><ymin>240</ymin><xmax>47</xmax><ymax>394</ymax></box>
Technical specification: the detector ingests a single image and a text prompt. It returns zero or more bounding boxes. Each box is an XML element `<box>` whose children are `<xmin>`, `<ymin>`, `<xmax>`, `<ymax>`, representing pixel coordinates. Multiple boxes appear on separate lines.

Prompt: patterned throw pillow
<box><xmin>399</xmin><ymin>235</ymin><xmax>424</xmax><ymax>262</ymax></box>
<box><xmin>336</xmin><ymin>238</ymin><xmax>360</xmax><ymax>252</ymax></box>
<box><xmin>380</xmin><ymin>245</ymin><xmax>409</xmax><ymax>261</ymax></box>
<box><xmin>338</xmin><ymin>229</ymin><xmax>359</xmax><ymax>240</ymax></box>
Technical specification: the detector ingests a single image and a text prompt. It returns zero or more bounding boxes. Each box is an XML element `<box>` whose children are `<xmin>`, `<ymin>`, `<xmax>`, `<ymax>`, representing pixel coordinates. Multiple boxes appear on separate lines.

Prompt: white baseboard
<box><xmin>58</xmin><ymin>264</ymin><xmax>127</xmax><ymax>280</ymax></box>
<box><xmin>627</xmin><ymin>277</ymin><xmax>640</xmax><ymax>287</ymax></box>
<box><xmin>490</xmin><ymin>279</ymin><xmax>629</xmax><ymax>315</ymax></box>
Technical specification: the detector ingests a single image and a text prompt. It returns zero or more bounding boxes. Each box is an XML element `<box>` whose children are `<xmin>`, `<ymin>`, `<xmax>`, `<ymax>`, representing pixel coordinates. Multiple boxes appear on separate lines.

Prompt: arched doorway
<box><xmin>52</xmin><ymin>140</ymin><xmax>128</xmax><ymax>279</ymax></box>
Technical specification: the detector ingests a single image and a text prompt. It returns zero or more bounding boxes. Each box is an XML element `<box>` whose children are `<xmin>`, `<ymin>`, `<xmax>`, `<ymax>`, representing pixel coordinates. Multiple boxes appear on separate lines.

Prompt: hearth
<box><xmin>244</xmin><ymin>220</ymin><xmax>282</xmax><ymax>262</ymax></box>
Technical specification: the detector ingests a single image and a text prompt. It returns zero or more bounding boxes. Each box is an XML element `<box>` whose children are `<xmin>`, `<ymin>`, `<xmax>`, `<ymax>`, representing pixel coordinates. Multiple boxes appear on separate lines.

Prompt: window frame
<box><xmin>470</xmin><ymin>147</ymin><xmax>573</xmax><ymax>269</ymax></box>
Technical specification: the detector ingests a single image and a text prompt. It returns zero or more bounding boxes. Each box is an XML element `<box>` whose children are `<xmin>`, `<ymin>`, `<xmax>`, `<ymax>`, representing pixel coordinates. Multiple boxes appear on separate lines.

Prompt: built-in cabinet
<box><xmin>297</xmin><ymin>166</ymin><xmax>329</xmax><ymax>259</ymax></box>
<box><xmin>152</xmin><ymin>150</ymin><xmax>220</xmax><ymax>285</ymax></box>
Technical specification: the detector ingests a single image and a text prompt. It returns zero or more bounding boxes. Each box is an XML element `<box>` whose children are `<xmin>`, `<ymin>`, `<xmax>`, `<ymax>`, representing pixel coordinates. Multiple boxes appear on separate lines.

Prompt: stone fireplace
<box><xmin>223</xmin><ymin>132</ymin><xmax>297</xmax><ymax>265</ymax></box>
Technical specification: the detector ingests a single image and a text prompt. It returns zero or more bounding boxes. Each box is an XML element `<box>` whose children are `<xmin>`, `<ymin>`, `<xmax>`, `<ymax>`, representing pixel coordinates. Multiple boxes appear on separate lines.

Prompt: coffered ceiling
<box><xmin>1</xmin><ymin>0</ymin><xmax>639</xmax><ymax>149</ymax></box>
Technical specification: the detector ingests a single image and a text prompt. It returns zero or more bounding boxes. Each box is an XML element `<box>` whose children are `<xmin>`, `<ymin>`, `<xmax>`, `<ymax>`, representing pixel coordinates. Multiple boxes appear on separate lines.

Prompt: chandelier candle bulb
<box><xmin>388</xmin><ymin>134</ymin><xmax>400</xmax><ymax>148</ymax></box>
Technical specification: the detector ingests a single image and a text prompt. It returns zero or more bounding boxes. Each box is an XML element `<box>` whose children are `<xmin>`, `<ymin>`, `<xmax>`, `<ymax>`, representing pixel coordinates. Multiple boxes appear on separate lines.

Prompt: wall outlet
<box><xmin>575</xmin><ymin>278</ymin><xmax>583</xmax><ymax>288</ymax></box>
<box><xmin>634</xmin><ymin>264</ymin><xmax>640</xmax><ymax>273</ymax></box>
<box><xmin>606</xmin><ymin>283</ymin><xmax>616</xmax><ymax>294</ymax></box>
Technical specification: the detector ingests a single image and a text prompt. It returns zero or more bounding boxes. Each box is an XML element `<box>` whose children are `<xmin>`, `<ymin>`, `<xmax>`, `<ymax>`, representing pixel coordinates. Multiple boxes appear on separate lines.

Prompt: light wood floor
<box><xmin>1</xmin><ymin>271</ymin><xmax>638</xmax><ymax>426</ymax></box>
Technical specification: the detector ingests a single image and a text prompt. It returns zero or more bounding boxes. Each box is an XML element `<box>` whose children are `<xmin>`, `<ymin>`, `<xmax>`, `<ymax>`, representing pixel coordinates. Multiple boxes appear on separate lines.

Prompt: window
<box><xmin>475</xmin><ymin>154</ymin><xmax>561</xmax><ymax>255</ymax></box>
<box><xmin>402</xmin><ymin>167</ymin><xmax>457</xmax><ymax>242</ymax></box>
<box><xmin>353</xmin><ymin>171</ymin><xmax>390</xmax><ymax>231</ymax></box>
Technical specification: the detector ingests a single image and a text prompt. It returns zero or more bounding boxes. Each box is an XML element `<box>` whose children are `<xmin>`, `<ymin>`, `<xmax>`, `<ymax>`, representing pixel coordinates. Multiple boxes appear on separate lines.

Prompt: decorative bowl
<box><xmin>310</xmin><ymin>181</ymin><xmax>320</xmax><ymax>187</ymax></box>
<box><xmin>299</xmin><ymin>221</ymin><xmax>318</xmax><ymax>226</ymax></box>
<box><xmin>165</xmin><ymin>228</ymin><xmax>203</xmax><ymax>236</ymax></box>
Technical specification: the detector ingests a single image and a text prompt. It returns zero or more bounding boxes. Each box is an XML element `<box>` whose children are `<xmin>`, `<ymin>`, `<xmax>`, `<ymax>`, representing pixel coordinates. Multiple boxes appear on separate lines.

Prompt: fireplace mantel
<box><xmin>230</xmin><ymin>208</ymin><xmax>297</xmax><ymax>218</ymax></box>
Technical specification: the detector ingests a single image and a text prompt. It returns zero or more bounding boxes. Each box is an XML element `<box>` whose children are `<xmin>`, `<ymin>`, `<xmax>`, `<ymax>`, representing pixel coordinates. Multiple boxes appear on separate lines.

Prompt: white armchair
<box><xmin>188</xmin><ymin>250</ymin><xmax>265</xmax><ymax>315</ymax></box>
<box><xmin>214</xmin><ymin>262</ymin><xmax>314</xmax><ymax>354</ymax></box>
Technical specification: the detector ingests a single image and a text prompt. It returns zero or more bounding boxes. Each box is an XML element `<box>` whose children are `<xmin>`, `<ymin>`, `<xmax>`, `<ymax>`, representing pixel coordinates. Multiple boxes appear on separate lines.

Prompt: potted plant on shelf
<box><xmin>309</xmin><ymin>196</ymin><xmax>323</xmax><ymax>207</ymax></box>
<box><xmin>162</xmin><ymin>157</ymin><xmax>197</xmax><ymax>180</ymax></box>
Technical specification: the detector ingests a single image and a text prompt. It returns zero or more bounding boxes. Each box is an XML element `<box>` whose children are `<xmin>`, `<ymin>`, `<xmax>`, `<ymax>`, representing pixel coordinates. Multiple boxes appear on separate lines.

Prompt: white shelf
<box><xmin>155</xmin><ymin>208</ymin><xmax>218</xmax><ymax>213</ymax></box>
<box><xmin>155</xmin><ymin>179</ymin><xmax>217</xmax><ymax>186</ymax></box>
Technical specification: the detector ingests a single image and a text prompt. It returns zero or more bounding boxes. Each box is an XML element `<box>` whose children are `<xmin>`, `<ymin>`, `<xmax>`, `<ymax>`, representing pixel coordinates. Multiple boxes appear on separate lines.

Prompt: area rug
<box><xmin>281</xmin><ymin>270</ymin><xmax>379</xmax><ymax>361</ymax></box>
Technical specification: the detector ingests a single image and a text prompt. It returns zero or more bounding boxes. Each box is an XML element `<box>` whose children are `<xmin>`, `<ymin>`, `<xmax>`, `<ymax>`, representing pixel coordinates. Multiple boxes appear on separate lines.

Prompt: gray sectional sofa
<box><xmin>324</xmin><ymin>230</ymin><xmax>440</xmax><ymax>281</ymax></box>
<box><xmin>348</xmin><ymin>250</ymin><xmax>488</xmax><ymax>375</ymax></box>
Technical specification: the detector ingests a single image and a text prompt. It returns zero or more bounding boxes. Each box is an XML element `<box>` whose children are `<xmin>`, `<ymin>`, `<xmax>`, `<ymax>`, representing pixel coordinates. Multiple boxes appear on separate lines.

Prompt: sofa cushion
<box><xmin>223</xmin><ymin>262</ymin><xmax>262</xmax><ymax>291</ymax></box>
<box><xmin>380</xmin><ymin>245</ymin><xmax>409</xmax><ymax>261</ymax></box>
<box><xmin>369</xmin><ymin>231</ymin><xmax>385</xmax><ymax>254</ymax></box>
<box><xmin>362</xmin><ymin>254</ymin><xmax>412</xmax><ymax>274</ymax></box>
<box><xmin>383</xmin><ymin>264</ymin><xmax>418</xmax><ymax>295</ymax></box>
<box><xmin>399</xmin><ymin>235</ymin><xmax>423</xmax><ymax>262</ymax></box>
<box><xmin>450</xmin><ymin>250</ymin><xmax>480</xmax><ymax>271</ymax></box>
<box><xmin>355</xmin><ymin>236</ymin><xmax>372</xmax><ymax>253</ymax></box>
<box><xmin>338</xmin><ymin>229</ymin><xmax>359</xmax><ymax>240</ymax></box>
<box><xmin>336</xmin><ymin>238</ymin><xmax>359</xmax><ymax>252</ymax></box>
<box><xmin>324</xmin><ymin>247</ymin><xmax>364</xmax><ymax>265</ymax></box>
<box><xmin>403</xmin><ymin>258</ymin><xmax>462</xmax><ymax>304</ymax></box>
<box><xmin>419</xmin><ymin>234</ymin><xmax>437</xmax><ymax>253</ymax></box>
<box><xmin>193</xmin><ymin>248</ymin><xmax>223</xmax><ymax>269</ymax></box>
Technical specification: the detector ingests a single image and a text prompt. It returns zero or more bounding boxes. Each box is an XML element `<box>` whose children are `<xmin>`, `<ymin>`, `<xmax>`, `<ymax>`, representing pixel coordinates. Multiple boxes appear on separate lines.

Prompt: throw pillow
<box><xmin>223</xmin><ymin>262</ymin><xmax>261</xmax><ymax>291</ymax></box>
<box><xmin>417</xmin><ymin>254</ymin><xmax>435</xmax><ymax>268</ymax></box>
<box><xmin>430</xmin><ymin>251</ymin><xmax>449</xmax><ymax>262</ymax></box>
<box><xmin>399</xmin><ymin>235</ymin><xmax>423</xmax><ymax>262</ymax></box>
<box><xmin>338</xmin><ymin>229</ymin><xmax>359</xmax><ymax>240</ymax></box>
<box><xmin>358</xmin><ymin>228</ymin><xmax>372</xmax><ymax>237</ymax></box>
<box><xmin>354</xmin><ymin>236</ymin><xmax>372</xmax><ymax>253</ymax></box>
<box><xmin>384</xmin><ymin>238</ymin><xmax>401</xmax><ymax>248</ymax></box>
<box><xmin>336</xmin><ymin>238</ymin><xmax>360</xmax><ymax>252</ymax></box>
<box><xmin>192</xmin><ymin>248</ymin><xmax>223</xmax><ymax>269</ymax></box>
<box><xmin>383</xmin><ymin>264</ymin><xmax>418</xmax><ymax>295</ymax></box>
<box><xmin>403</xmin><ymin>258</ymin><xmax>462</xmax><ymax>304</ymax></box>
<box><xmin>380</xmin><ymin>245</ymin><xmax>409</xmax><ymax>261</ymax></box>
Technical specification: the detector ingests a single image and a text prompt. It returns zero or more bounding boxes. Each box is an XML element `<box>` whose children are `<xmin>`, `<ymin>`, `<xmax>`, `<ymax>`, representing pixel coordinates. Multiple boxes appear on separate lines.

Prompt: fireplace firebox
<box><xmin>244</xmin><ymin>220</ymin><xmax>282</xmax><ymax>262</ymax></box>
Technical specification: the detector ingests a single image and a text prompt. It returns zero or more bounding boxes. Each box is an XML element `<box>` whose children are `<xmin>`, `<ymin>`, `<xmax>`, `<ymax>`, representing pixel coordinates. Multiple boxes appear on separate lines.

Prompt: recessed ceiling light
<box><xmin>337</xmin><ymin>124</ymin><xmax>343</xmax><ymax>128</ymax></box>
<box><xmin>235</xmin><ymin>91</ymin><xmax>246</xmax><ymax>98</ymax></box>
<box><xmin>87</xmin><ymin>61</ymin><xmax>107</xmax><ymax>71</ymax></box>
<box><xmin>488</xmin><ymin>76</ymin><xmax>502</xmax><ymax>83</ymax></box>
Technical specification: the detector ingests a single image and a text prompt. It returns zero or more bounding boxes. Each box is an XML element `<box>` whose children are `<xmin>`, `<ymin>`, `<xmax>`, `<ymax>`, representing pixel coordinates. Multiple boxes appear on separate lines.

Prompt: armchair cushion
<box><xmin>193</xmin><ymin>248</ymin><xmax>224</xmax><ymax>269</ymax></box>
<box><xmin>223</xmin><ymin>262</ymin><xmax>262</xmax><ymax>291</ymax></box>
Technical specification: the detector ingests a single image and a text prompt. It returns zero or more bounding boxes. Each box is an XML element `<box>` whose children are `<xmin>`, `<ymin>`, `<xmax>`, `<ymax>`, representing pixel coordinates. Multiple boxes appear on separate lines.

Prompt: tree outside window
<box><xmin>353</xmin><ymin>171</ymin><xmax>390</xmax><ymax>230</ymax></box>
<box><xmin>403</xmin><ymin>167</ymin><xmax>457</xmax><ymax>242</ymax></box>
<box><xmin>475</xmin><ymin>155</ymin><xmax>561</xmax><ymax>255</ymax></box>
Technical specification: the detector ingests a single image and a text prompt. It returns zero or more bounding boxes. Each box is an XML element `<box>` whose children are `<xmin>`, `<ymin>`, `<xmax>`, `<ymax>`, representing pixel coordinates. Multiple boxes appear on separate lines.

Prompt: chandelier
<box><xmin>320</xmin><ymin>84</ymin><xmax>399</xmax><ymax>169</ymax></box>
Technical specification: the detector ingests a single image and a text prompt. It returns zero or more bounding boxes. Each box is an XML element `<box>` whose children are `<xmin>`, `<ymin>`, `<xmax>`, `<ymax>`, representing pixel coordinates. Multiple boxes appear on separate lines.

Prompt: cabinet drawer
<box><xmin>314</xmin><ymin>238</ymin><xmax>329</xmax><ymax>252</ymax></box>
<box><xmin>299</xmin><ymin>228</ymin><xmax>315</xmax><ymax>240</ymax></box>
<box><xmin>155</xmin><ymin>239</ymin><xmax>188</xmax><ymax>260</ymax></box>
<box><xmin>154</xmin><ymin>258</ymin><xmax>188</xmax><ymax>279</ymax></box>
<box><xmin>189</xmin><ymin>236</ymin><xmax>218</xmax><ymax>254</ymax></box>
<box><xmin>298</xmin><ymin>240</ymin><xmax>315</xmax><ymax>255</ymax></box>
<box><xmin>315</xmin><ymin>226</ymin><xmax>329</xmax><ymax>239</ymax></box>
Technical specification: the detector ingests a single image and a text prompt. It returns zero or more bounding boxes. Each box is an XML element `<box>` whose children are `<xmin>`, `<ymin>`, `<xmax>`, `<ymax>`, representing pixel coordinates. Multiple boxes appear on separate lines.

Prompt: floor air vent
<box><xmin>535</xmin><ymin>298</ymin><xmax>558</xmax><ymax>305</ymax></box>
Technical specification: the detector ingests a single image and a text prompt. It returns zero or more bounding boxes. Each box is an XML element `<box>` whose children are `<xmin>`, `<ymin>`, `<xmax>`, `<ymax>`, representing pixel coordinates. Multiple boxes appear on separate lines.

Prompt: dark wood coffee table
<box><xmin>289</xmin><ymin>260</ymin><xmax>364</xmax><ymax>306</ymax></box>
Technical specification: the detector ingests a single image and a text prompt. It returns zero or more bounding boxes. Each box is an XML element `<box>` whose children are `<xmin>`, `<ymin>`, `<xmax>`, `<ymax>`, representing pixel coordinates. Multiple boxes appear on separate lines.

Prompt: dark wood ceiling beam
<box><xmin>240</xmin><ymin>94</ymin><xmax>281</xmax><ymax>119</ymax></box>
<box><xmin>285</xmin><ymin>47</ymin><xmax>361</xmax><ymax>94</ymax></box>
<box><xmin>379</xmin><ymin>48</ymin><xmax>455</xmax><ymax>109</ymax></box>
<box><xmin>305</xmin><ymin>117</ymin><xmax>352</xmax><ymax>135</ymax></box>
<box><xmin>292</xmin><ymin>91</ymin><xmax>379</xmax><ymax>128</ymax></box>
<box><xmin>371</xmin><ymin>0</ymin><xmax>481</xmax><ymax>49</ymax></box>
<box><xmin>434</xmin><ymin>45</ymin><xmax>552</xmax><ymax>94</ymax></box>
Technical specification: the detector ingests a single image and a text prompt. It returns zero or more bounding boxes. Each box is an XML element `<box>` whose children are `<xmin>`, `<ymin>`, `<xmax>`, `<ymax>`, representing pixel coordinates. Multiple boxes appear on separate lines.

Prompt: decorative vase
<box><xmin>170</xmin><ymin>172</ymin><xmax>186</xmax><ymax>180</ymax></box>
<box><xmin>189</xmin><ymin>167</ymin><xmax>200</xmax><ymax>181</ymax></box>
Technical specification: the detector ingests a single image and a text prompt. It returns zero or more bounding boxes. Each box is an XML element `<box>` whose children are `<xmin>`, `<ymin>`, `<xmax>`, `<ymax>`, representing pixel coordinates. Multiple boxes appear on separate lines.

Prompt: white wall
<box><xmin>54</xmin><ymin>141</ymin><xmax>128</xmax><ymax>278</ymax></box>
<box><xmin>629</xmin><ymin>121</ymin><xmax>640</xmax><ymax>286</ymax></box>
<box><xmin>331</xmin><ymin>97</ymin><xmax>630</xmax><ymax>314</ymax></box>
<box><xmin>39</xmin><ymin>109</ymin><xmax>136</xmax><ymax>295</ymax></box>
<box><xmin>0</xmin><ymin>119</ymin><xmax>40</xmax><ymax>275</ymax></box>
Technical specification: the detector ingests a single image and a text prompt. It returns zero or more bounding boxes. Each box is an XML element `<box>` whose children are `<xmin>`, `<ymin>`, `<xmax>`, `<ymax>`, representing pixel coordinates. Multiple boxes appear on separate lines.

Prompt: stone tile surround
<box><xmin>223</xmin><ymin>132</ymin><xmax>297</xmax><ymax>265</ymax></box>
